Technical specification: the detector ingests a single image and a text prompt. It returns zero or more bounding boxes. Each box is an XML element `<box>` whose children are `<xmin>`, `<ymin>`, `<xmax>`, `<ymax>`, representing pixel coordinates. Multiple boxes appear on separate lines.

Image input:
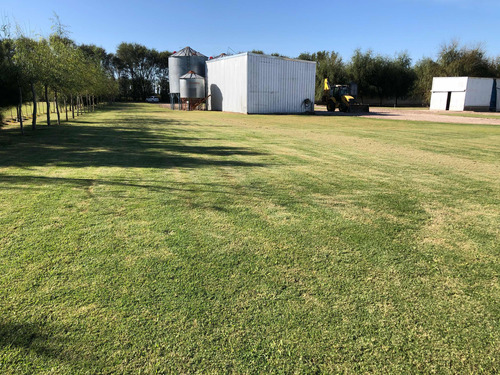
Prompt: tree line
<box><xmin>295</xmin><ymin>42</ymin><xmax>500</xmax><ymax>105</ymax></box>
<box><xmin>0</xmin><ymin>19</ymin><xmax>119</xmax><ymax>134</ymax></box>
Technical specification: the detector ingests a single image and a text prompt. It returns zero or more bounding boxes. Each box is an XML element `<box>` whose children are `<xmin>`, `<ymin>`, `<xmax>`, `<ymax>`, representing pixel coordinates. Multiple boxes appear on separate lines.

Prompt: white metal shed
<box><xmin>206</xmin><ymin>53</ymin><xmax>316</xmax><ymax>114</ymax></box>
<box><xmin>430</xmin><ymin>77</ymin><xmax>499</xmax><ymax>112</ymax></box>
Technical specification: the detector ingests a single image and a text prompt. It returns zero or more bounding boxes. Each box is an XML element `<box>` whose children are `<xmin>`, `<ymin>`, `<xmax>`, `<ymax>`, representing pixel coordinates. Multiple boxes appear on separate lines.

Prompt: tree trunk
<box><xmin>71</xmin><ymin>94</ymin><xmax>75</xmax><ymax>118</ymax></box>
<box><xmin>55</xmin><ymin>90</ymin><xmax>61</xmax><ymax>125</ymax></box>
<box><xmin>31</xmin><ymin>82</ymin><xmax>37</xmax><ymax>130</ymax></box>
<box><xmin>45</xmin><ymin>84</ymin><xmax>51</xmax><ymax>126</ymax></box>
<box><xmin>64</xmin><ymin>97</ymin><xmax>68</xmax><ymax>121</ymax></box>
<box><xmin>18</xmin><ymin>86</ymin><xmax>24</xmax><ymax>135</ymax></box>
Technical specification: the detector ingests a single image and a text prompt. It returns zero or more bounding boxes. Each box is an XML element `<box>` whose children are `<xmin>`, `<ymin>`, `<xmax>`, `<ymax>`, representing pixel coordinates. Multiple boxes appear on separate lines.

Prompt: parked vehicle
<box><xmin>323</xmin><ymin>79</ymin><xmax>369</xmax><ymax>113</ymax></box>
<box><xmin>146</xmin><ymin>96</ymin><xmax>160</xmax><ymax>103</ymax></box>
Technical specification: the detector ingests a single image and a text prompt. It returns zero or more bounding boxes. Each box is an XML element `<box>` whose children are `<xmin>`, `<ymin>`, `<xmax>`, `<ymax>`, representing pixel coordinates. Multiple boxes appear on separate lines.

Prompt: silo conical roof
<box><xmin>180</xmin><ymin>71</ymin><xmax>204</xmax><ymax>79</ymax></box>
<box><xmin>172</xmin><ymin>47</ymin><xmax>206</xmax><ymax>57</ymax></box>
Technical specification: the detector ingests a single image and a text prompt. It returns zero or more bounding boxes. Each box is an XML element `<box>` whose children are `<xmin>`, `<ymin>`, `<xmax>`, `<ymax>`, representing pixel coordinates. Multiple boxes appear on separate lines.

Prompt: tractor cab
<box><xmin>333</xmin><ymin>85</ymin><xmax>351</xmax><ymax>98</ymax></box>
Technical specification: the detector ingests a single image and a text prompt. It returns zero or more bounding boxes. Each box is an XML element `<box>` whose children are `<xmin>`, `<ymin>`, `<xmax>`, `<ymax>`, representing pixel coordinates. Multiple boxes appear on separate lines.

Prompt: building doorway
<box><xmin>446</xmin><ymin>92</ymin><xmax>452</xmax><ymax>110</ymax></box>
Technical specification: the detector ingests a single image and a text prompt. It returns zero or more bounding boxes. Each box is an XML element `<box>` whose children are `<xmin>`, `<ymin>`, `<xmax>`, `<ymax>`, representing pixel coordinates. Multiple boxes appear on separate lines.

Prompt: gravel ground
<box><xmin>315</xmin><ymin>105</ymin><xmax>500</xmax><ymax>125</ymax></box>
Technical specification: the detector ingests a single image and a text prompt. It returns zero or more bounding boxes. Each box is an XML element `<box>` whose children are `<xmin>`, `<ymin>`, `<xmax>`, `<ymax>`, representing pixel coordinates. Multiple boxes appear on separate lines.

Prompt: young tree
<box><xmin>14</xmin><ymin>37</ymin><xmax>47</xmax><ymax>129</ymax></box>
<box><xmin>0</xmin><ymin>38</ymin><xmax>19</xmax><ymax>126</ymax></box>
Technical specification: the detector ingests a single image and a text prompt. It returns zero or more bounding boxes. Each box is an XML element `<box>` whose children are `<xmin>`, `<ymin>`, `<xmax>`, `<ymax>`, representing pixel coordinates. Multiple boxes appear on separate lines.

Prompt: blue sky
<box><xmin>1</xmin><ymin>0</ymin><xmax>498</xmax><ymax>64</ymax></box>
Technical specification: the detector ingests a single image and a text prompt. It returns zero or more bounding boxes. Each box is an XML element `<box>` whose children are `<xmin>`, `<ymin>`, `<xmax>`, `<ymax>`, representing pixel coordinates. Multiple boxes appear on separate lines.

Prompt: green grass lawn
<box><xmin>1</xmin><ymin>103</ymin><xmax>499</xmax><ymax>374</ymax></box>
<box><xmin>1</xmin><ymin>102</ymin><xmax>58</xmax><ymax>123</ymax></box>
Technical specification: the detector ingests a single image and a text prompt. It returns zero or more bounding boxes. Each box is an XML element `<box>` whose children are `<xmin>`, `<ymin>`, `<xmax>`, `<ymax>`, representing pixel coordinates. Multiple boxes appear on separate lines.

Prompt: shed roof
<box><xmin>206</xmin><ymin>51</ymin><xmax>316</xmax><ymax>64</ymax></box>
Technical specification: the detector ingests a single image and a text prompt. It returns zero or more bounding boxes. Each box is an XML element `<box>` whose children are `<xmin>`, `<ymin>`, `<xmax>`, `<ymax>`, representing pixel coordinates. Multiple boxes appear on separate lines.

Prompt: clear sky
<box><xmin>1</xmin><ymin>0</ymin><xmax>498</xmax><ymax>64</ymax></box>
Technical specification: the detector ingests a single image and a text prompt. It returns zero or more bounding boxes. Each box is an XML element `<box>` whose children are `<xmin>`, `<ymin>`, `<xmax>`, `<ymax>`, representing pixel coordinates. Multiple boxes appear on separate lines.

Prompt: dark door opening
<box><xmin>490</xmin><ymin>79</ymin><xmax>497</xmax><ymax>112</ymax></box>
<box><xmin>446</xmin><ymin>92</ymin><xmax>452</xmax><ymax>110</ymax></box>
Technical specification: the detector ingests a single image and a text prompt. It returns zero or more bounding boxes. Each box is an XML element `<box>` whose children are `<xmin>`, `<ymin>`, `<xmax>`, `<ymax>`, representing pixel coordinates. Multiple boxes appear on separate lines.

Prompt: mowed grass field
<box><xmin>0</xmin><ymin>103</ymin><xmax>499</xmax><ymax>374</ymax></box>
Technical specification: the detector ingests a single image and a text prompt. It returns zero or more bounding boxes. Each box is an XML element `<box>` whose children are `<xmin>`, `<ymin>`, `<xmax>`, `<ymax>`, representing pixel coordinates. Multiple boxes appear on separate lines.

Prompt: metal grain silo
<box><xmin>180</xmin><ymin>71</ymin><xmax>206</xmax><ymax>99</ymax></box>
<box><xmin>168</xmin><ymin>47</ymin><xmax>207</xmax><ymax>95</ymax></box>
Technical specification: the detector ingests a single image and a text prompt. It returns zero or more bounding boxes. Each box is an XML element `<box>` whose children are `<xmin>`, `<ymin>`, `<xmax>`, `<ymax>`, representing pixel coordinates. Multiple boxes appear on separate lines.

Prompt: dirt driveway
<box><xmin>315</xmin><ymin>105</ymin><xmax>500</xmax><ymax>125</ymax></box>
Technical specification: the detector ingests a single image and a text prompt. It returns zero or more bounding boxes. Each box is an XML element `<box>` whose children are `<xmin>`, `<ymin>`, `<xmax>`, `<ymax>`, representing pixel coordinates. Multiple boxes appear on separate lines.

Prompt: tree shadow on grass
<box><xmin>0</xmin><ymin>321</ymin><xmax>65</xmax><ymax>360</ymax></box>
<box><xmin>0</xmin><ymin>174</ymin><xmax>239</xmax><ymax>196</ymax></box>
<box><xmin>0</xmin><ymin>320</ymin><xmax>111</xmax><ymax>372</ymax></box>
<box><xmin>0</xmin><ymin>115</ymin><xmax>268</xmax><ymax>169</ymax></box>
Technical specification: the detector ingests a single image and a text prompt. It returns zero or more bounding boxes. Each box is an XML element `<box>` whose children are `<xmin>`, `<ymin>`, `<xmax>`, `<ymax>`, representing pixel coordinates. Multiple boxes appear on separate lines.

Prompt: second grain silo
<box><xmin>168</xmin><ymin>47</ymin><xmax>208</xmax><ymax>109</ymax></box>
<box><xmin>179</xmin><ymin>71</ymin><xmax>206</xmax><ymax>110</ymax></box>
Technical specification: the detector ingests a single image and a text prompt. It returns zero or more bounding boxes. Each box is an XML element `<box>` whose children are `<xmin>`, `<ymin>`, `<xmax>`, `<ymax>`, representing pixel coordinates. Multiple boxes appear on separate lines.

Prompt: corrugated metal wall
<box><xmin>206</xmin><ymin>55</ymin><xmax>247</xmax><ymax>113</ymax></box>
<box><xmin>464</xmin><ymin>78</ymin><xmax>494</xmax><ymax>108</ymax></box>
<box><xmin>207</xmin><ymin>53</ymin><xmax>316</xmax><ymax>114</ymax></box>
<box><xmin>247</xmin><ymin>54</ymin><xmax>315</xmax><ymax>114</ymax></box>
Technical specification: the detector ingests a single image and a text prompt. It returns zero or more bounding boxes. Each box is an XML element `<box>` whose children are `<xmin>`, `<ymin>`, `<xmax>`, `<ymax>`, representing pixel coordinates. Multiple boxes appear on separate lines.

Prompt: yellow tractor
<box><xmin>323</xmin><ymin>78</ymin><xmax>369</xmax><ymax>113</ymax></box>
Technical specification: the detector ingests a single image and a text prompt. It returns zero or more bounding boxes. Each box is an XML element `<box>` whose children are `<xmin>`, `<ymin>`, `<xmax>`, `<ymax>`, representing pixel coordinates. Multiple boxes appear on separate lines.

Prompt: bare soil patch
<box><xmin>315</xmin><ymin>105</ymin><xmax>500</xmax><ymax>125</ymax></box>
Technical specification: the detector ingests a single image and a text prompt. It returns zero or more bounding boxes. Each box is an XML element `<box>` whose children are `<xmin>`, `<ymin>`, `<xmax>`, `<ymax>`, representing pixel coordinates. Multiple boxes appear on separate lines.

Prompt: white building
<box><xmin>206</xmin><ymin>52</ymin><xmax>316</xmax><ymax>114</ymax></box>
<box><xmin>430</xmin><ymin>77</ymin><xmax>499</xmax><ymax>112</ymax></box>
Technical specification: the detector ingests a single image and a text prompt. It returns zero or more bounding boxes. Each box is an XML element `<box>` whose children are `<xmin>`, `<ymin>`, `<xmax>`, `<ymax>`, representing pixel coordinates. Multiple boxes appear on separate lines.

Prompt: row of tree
<box><xmin>294</xmin><ymin>42</ymin><xmax>500</xmax><ymax>105</ymax></box>
<box><xmin>0</xmin><ymin>19</ymin><xmax>119</xmax><ymax>134</ymax></box>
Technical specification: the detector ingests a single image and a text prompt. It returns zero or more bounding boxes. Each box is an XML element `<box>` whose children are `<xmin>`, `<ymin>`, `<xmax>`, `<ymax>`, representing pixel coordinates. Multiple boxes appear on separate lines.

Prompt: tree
<box><xmin>14</xmin><ymin>36</ymin><xmax>47</xmax><ymax>129</ymax></box>
<box><xmin>492</xmin><ymin>56</ymin><xmax>500</xmax><ymax>77</ymax></box>
<box><xmin>115</xmin><ymin>43</ymin><xmax>153</xmax><ymax>100</ymax></box>
<box><xmin>347</xmin><ymin>50</ymin><xmax>416</xmax><ymax>105</ymax></box>
<box><xmin>156</xmin><ymin>51</ymin><xmax>171</xmax><ymax>101</ymax></box>
<box><xmin>348</xmin><ymin>49</ymin><xmax>379</xmax><ymax>100</ymax></box>
<box><xmin>389</xmin><ymin>52</ymin><xmax>416</xmax><ymax>106</ymax></box>
<box><xmin>413</xmin><ymin>58</ymin><xmax>440</xmax><ymax>105</ymax></box>
<box><xmin>437</xmin><ymin>41</ymin><xmax>494</xmax><ymax>77</ymax></box>
<box><xmin>114</xmin><ymin>43</ymin><xmax>170</xmax><ymax>101</ymax></box>
<box><xmin>0</xmin><ymin>38</ymin><xmax>19</xmax><ymax>124</ymax></box>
